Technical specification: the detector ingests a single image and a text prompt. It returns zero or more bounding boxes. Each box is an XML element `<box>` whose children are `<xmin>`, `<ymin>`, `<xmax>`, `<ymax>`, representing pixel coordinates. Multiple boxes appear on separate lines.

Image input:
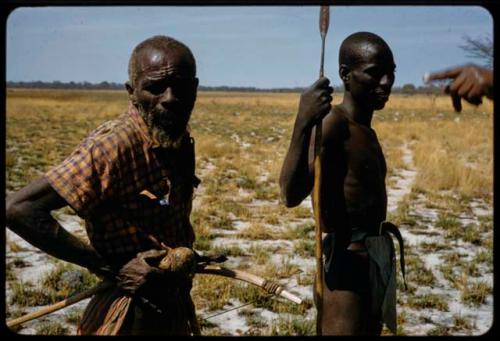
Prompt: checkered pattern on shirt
<box><xmin>45</xmin><ymin>105</ymin><xmax>196</xmax><ymax>265</ymax></box>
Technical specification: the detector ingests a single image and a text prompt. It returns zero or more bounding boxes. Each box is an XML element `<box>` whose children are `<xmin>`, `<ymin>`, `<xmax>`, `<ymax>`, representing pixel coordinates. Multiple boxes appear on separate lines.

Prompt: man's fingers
<box><xmin>321</xmin><ymin>95</ymin><xmax>333</xmax><ymax>103</ymax></box>
<box><xmin>451</xmin><ymin>92</ymin><xmax>462</xmax><ymax>113</ymax></box>
<box><xmin>468</xmin><ymin>84</ymin><xmax>484</xmax><ymax>105</ymax></box>
<box><xmin>314</xmin><ymin>77</ymin><xmax>331</xmax><ymax>88</ymax></box>
<box><xmin>427</xmin><ymin>66</ymin><xmax>463</xmax><ymax>82</ymax></box>
<box><xmin>468</xmin><ymin>96</ymin><xmax>483</xmax><ymax>106</ymax></box>
<box><xmin>457</xmin><ymin>79</ymin><xmax>474</xmax><ymax>98</ymax></box>
<box><xmin>321</xmin><ymin>103</ymin><xmax>332</xmax><ymax>118</ymax></box>
<box><xmin>445</xmin><ymin>78</ymin><xmax>463</xmax><ymax>112</ymax></box>
<box><xmin>448</xmin><ymin>72</ymin><xmax>467</xmax><ymax>94</ymax></box>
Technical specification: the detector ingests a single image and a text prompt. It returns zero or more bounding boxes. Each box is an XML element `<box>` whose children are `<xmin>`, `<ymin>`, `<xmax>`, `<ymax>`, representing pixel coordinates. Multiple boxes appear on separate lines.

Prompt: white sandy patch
<box><xmin>204</xmin><ymin>303</ymin><xmax>251</xmax><ymax>335</ymax></box>
<box><xmin>383</xmin><ymin>143</ymin><xmax>493</xmax><ymax>336</ymax></box>
<box><xmin>55</xmin><ymin>213</ymin><xmax>85</xmax><ymax>234</ymax></box>
<box><xmin>469</xmin><ymin>200</ymin><xmax>493</xmax><ymax>217</ymax></box>
<box><xmin>387</xmin><ymin>143</ymin><xmax>417</xmax><ymax>213</ymax></box>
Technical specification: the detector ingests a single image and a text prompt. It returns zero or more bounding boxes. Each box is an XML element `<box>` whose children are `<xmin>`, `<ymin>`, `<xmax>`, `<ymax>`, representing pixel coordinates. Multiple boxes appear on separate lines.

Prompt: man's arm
<box><xmin>318</xmin><ymin>112</ymin><xmax>351</xmax><ymax>247</ymax></box>
<box><xmin>426</xmin><ymin>64</ymin><xmax>493</xmax><ymax>112</ymax></box>
<box><xmin>6</xmin><ymin>177</ymin><xmax>111</xmax><ymax>277</ymax></box>
<box><xmin>279</xmin><ymin>77</ymin><xmax>333</xmax><ymax>207</ymax></box>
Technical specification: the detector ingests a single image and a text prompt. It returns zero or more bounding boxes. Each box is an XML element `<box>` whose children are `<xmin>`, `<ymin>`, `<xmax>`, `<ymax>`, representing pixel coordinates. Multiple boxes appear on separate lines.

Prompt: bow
<box><xmin>6</xmin><ymin>263</ymin><xmax>302</xmax><ymax>329</ymax></box>
<box><xmin>198</xmin><ymin>264</ymin><xmax>302</xmax><ymax>304</ymax></box>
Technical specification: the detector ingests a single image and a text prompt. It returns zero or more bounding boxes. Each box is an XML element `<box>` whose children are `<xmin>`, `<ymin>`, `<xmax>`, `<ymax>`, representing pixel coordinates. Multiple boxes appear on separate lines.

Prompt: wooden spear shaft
<box><xmin>314</xmin><ymin>5</ymin><xmax>329</xmax><ymax>336</ymax></box>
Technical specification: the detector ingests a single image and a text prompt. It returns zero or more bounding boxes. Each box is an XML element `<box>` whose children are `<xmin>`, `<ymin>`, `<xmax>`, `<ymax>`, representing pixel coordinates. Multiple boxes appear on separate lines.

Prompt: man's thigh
<box><xmin>321</xmin><ymin>249</ymin><xmax>382</xmax><ymax>335</ymax></box>
<box><xmin>322</xmin><ymin>288</ymin><xmax>363</xmax><ymax>335</ymax></box>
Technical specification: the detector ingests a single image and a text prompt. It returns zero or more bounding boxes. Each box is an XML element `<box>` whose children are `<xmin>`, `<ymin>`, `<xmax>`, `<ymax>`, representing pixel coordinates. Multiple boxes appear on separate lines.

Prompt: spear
<box><xmin>313</xmin><ymin>5</ymin><xmax>329</xmax><ymax>336</ymax></box>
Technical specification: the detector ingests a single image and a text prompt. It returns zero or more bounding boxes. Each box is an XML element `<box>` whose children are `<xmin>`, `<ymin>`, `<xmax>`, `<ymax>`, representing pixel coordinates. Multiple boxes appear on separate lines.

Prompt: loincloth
<box><xmin>323</xmin><ymin>221</ymin><xmax>406</xmax><ymax>334</ymax></box>
<box><xmin>77</xmin><ymin>279</ymin><xmax>197</xmax><ymax>335</ymax></box>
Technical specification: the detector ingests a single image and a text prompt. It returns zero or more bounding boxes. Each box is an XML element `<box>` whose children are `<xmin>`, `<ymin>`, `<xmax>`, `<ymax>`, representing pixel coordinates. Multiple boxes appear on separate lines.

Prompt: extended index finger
<box><xmin>427</xmin><ymin>66</ymin><xmax>464</xmax><ymax>82</ymax></box>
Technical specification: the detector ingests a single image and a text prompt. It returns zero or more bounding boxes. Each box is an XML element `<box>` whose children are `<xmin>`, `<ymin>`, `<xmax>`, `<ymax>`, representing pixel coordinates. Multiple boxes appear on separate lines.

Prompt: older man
<box><xmin>6</xmin><ymin>36</ymin><xmax>201</xmax><ymax>335</ymax></box>
<box><xmin>280</xmin><ymin>32</ymin><xmax>405</xmax><ymax>335</ymax></box>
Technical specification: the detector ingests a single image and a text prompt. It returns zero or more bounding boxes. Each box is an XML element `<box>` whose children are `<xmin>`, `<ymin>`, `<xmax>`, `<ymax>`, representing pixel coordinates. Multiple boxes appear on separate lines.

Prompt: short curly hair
<box><xmin>128</xmin><ymin>35</ymin><xmax>196</xmax><ymax>85</ymax></box>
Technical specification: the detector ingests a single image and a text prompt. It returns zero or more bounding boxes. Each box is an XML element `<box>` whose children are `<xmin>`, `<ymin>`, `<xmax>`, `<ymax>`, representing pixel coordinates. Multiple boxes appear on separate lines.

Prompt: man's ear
<box><xmin>339</xmin><ymin>64</ymin><xmax>350</xmax><ymax>83</ymax></box>
<box><xmin>339</xmin><ymin>64</ymin><xmax>351</xmax><ymax>91</ymax></box>
<box><xmin>125</xmin><ymin>81</ymin><xmax>134</xmax><ymax>95</ymax></box>
<box><xmin>125</xmin><ymin>81</ymin><xmax>137</xmax><ymax>103</ymax></box>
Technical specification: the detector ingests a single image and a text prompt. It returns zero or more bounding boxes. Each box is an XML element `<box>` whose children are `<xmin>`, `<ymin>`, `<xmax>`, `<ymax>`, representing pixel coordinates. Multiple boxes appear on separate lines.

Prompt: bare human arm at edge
<box><xmin>426</xmin><ymin>64</ymin><xmax>493</xmax><ymax>112</ymax></box>
<box><xmin>6</xmin><ymin>177</ymin><xmax>112</xmax><ymax>278</ymax></box>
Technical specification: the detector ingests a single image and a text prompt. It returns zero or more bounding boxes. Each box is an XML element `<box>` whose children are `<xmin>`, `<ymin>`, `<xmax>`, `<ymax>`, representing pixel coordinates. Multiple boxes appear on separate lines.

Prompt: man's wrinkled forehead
<box><xmin>135</xmin><ymin>46</ymin><xmax>195</xmax><ymax>78</ymax></box>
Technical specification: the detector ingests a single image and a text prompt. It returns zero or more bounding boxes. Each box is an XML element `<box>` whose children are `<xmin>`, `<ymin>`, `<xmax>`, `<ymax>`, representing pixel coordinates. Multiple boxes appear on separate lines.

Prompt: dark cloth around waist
<box><xmin>322</xmin><ymin>221</ymin><xmax>406</xmax><ymax>334</ymax></box>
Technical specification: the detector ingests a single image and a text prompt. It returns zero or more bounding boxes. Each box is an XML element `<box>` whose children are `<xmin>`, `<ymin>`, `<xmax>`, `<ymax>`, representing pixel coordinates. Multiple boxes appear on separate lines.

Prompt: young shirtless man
<box><xmin>280</xmin><ymin>31</ymin><xmax>404</xmax><ymax>335</ymax></box>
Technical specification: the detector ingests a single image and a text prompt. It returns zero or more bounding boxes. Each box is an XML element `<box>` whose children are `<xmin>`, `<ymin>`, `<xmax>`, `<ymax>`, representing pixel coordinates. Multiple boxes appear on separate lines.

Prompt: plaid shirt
<box><xmin>45</xmin><ymin>103</ymin><xmax>198</xmax><ymax>266</ymax></box>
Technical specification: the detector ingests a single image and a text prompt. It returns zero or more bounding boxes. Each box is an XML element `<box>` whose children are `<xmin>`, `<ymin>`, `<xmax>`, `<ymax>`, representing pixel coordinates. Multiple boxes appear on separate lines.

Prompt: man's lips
<box><xmin>153</xmin><ymin>109</ymin><xmax>189</xmax><ymax>132</ymax></box>
<box><xmin>374</xmin><ymin>92</ymin><xmax>390</xmax><ymax>101</ymax></box>
<box><xmin>154</xmin><ymin>110</ymin><xmax>175</xmax><ymax>124</ymax></box>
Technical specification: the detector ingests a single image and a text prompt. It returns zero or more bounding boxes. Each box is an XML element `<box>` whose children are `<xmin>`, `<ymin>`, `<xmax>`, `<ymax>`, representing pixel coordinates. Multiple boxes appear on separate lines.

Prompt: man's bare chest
<box><xmin>344</xmin><ymin>126</ymin><xmax>387</xmax><ymax>179</ymax></box>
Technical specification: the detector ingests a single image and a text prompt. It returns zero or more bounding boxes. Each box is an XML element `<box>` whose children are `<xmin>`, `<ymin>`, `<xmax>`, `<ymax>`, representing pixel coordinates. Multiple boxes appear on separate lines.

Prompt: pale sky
<box><xmin>6</xmin><ymin>6</ymin><xmax>493</xmax><ymax>88</ymax></box>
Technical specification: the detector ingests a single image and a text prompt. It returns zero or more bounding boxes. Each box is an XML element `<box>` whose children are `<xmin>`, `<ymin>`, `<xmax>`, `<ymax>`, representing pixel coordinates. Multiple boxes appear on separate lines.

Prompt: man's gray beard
<box><xmin>137</xmin><ymin>107</ymin><xmax>188</xmax><ymax>150</ymax></box>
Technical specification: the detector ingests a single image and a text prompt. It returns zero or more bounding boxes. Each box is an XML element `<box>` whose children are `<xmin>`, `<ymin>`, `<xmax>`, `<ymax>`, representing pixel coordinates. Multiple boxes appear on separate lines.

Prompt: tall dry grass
<box><xmin>375</xmin><ymin>95</ymin><xmax>492</xmax><ymax>201</ymax></box>
<box><xmin>376</xmin><ymin>118</ymin><xmax>492</xmax><ymax>200</ymax></box>
<box><xmin>7</xmin><ymin>88</ymin><xmax>493</xmax><ymax>201</ymax></box>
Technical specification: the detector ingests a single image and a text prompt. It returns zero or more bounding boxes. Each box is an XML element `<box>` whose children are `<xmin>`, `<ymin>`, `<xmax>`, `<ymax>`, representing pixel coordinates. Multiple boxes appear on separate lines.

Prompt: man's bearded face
<box><xmin>130</xmin><ymin>47</ymin><xmax>198</xmax><ymax>149</ymax></box>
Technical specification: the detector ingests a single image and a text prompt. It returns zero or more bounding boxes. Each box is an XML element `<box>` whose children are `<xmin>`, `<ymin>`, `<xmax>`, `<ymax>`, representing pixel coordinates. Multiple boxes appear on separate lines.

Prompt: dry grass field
<box><xmin>5</xmin><ymin>88</ymin><xmax>493</xmax><ymax>335</ymax></box>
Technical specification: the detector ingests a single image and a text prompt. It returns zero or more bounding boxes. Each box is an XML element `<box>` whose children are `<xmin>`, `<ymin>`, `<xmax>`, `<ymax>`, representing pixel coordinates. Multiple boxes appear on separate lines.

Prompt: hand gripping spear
<box><xmin>313</xmin><ymin>5</ymin><xmax>329</xmax><ymax>336</ymax></box>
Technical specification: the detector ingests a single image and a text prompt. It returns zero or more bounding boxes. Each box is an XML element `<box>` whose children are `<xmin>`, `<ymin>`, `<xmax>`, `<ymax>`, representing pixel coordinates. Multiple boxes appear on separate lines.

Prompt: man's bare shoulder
<box><xmin>322</xmin><ymin>105</ymin><xmax>349</xmax><ymax>144</ymax></box>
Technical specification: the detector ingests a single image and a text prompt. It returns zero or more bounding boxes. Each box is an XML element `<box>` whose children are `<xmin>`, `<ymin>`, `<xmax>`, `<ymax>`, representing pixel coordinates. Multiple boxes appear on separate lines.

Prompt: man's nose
<box><xmin>160</xmin><ymin>87</ymin><xmax>176</xmax><ymax>107</ymax></box>
<box><xmin>380</xmin><ymin>73</ymin><xmax>394</xmax><ymax>86</ymax></box>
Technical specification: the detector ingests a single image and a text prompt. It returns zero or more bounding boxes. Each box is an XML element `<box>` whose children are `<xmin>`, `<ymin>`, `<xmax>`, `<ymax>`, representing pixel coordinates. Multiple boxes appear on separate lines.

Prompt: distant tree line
<box><xmin>7</xmin><ymin>80</ymin><xmax>444</xmax><ymax>95</ymax></box>
<box><xmin>5</xmin><ymin>80</ymin><xmax>311</xmax><ymax>92</ymax></box>
<box><xmin>7</xmin><ymin>80</ymin><xmax>126</xmax><ymax>90</ymax></box>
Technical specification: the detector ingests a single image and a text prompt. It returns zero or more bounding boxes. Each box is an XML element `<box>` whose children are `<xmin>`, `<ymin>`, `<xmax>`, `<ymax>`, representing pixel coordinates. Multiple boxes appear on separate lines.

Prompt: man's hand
<box><xmin>297</xmin><ymin>77</ymin><xmax>334</xmax><ymax>129</ymax></box>
<box><xmin>426</xmin><ymin>64</ymin><xmax>493</xmax><ymax>112</ymax></box>
<box><xmin>116</xmin><ymin>249</ymin><xmax>167</xmax><ymax>296</ymax></box>
<box><xmin>88</xmin><ymin>262</ymin><xmax>116</xmax><ymax>281</ymax></box>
